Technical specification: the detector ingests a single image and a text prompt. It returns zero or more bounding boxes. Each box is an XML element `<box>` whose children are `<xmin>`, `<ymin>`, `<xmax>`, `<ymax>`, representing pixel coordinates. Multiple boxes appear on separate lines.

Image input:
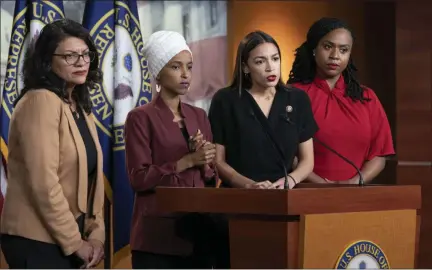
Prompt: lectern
<box><xmin>157</xmin><ymin>184</ymin><xmax>421</xmax><ymax>269</ymax></box>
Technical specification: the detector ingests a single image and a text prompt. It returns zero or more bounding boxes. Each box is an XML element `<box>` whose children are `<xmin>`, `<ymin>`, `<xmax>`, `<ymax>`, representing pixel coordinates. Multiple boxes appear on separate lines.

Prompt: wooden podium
<box><xmin>157</xmin><ymin>183</ymin><xmax>421</xmax><ymax>269</ymax></box>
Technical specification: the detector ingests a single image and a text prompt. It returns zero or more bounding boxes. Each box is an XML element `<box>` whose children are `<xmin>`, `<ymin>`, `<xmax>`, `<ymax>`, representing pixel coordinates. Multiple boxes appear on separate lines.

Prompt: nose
<box><xmin>74</xmin><ymin>56</ymin><xmax>85</xmax><ymax>67</ymax></box>
<box><xmin>181</xmin><ymin>67</ymin><xmax>190</xmax><ymax>79</ymax></box>
<box><xmin>329</xmin><ymin>48</ymin><xmax>340</xmax><ymax>60</ymax></box>
<box><xmin>265</xmin><ymin>61</ymin><xmax>275</xmax><ymax>72</ymax></box>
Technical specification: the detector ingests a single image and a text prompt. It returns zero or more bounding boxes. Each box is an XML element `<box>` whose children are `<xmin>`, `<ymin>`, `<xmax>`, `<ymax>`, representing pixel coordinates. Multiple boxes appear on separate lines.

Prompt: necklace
<box><xmin>70</xmin><ymin>104</ymin><xmax>79</xmax><ymax>119</ymax></box>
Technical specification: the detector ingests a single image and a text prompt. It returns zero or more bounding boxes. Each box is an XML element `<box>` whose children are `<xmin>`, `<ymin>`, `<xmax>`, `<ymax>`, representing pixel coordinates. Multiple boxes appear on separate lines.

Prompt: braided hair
<box><xmin>288</xmin><ymin>17</ymin><xmax>370</xmax><ymax>103</ymax></box>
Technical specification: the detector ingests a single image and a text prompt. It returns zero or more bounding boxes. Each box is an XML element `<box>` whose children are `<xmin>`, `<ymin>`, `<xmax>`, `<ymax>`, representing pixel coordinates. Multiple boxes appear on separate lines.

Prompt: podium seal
<box><xmin>335</xmin><ymin>240</ymin><xmax>390</xmax><ymax>269</ymax></box>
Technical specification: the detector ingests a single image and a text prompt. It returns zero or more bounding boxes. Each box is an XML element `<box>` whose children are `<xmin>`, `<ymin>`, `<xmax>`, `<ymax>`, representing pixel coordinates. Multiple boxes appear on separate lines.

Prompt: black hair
<box><xmin>15</xmin><ymin>18</ymin><xmax>102</xmax><ymax>114</ymax></box>
<box><xmin>288</xmin><ymin>17</ymin><xmax>370</xmax><ymax>103</ymax></box>
<box><xmin>230</xmin><ymin>30</ymin><xmax>285</xmax><ymax>95</ymax></box>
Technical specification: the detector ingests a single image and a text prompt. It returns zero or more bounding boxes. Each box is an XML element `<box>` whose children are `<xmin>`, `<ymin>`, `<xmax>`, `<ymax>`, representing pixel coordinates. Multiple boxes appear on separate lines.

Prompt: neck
<box><xmin>317</xmin><ymin>71</ymin><xmax>340</xmax><ymax>90</ymax></box>
<box><xmin>160</xmin><ymin>88</ymin><xmax>181</xmax><ymax>113</ymax></box>
<box><xmin>66</xmin><ymin>84</ymin><xmax>74</xmax><ymax>102</ymax></box>
<box><xmin>249</xmin><ymin>85</ymin><xmax>276</xmax><ymax>97</ymax></box>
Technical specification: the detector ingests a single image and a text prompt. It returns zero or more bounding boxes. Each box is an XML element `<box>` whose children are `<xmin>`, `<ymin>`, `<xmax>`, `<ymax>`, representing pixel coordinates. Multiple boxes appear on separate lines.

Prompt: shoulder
<box><xmin>280</xmin><ymin>85</ymin><xmax>312</xmax><ymax>105</ymax></box>
<box><xmin>18</xmin><ymin>89</ymin><xmax>63</xmax><ymax>107</ymax></box>
<box><xmin>14</xmin><ymin>89</ymin><xmax>63</xmax><ymax>116</ymax></box>
<box><xmin>287</xmin><ymin>82</ymin><xmax>313</xmax><ymax>92</ymax></box>
<box><xmin>126</xmin><ymin>103</ymin><xmax>153</xmax><ymax>123</ymax></box>
<box><xmin>211</xmin><ymin>87</ymin><xmax>237</xmax><ymax>103</ymax></box>
<box><xmin>362</xmin><ymin>86</ymin><xmax>380</xmax><ymax>101</ymax></box>
<box><xmin>182</xmin><ymin>102</ymin><xmax>207</xmax><ymax>119</ymax></box>
<box><xmin>12</xmin><ymin>89</ymin><xmax>63</xmax><ymax>130</ymax></box>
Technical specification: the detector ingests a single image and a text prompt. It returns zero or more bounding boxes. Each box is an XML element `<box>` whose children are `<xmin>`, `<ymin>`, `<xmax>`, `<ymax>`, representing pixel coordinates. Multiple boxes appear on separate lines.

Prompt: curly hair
<box><xmin>15</xmin><ymin>18</ymin><xmax>102</xmax><ymax>114</ymax></box>
<box><xmin>288</xmin><ymin>17</ymin><xmax>370</xmax><ymax>103</ymax></box>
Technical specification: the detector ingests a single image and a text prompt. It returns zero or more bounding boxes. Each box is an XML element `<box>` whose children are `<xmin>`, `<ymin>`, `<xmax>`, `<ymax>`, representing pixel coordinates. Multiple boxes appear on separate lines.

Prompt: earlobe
<box><xmin>155</xmin><ymin>84</ymin><xmax>161</xmax><ymax>93</ymax></box>
<box><xmin>242</xmin><ymin>62</ymin><xmax>249</xmax><ymax>74</ymax></box>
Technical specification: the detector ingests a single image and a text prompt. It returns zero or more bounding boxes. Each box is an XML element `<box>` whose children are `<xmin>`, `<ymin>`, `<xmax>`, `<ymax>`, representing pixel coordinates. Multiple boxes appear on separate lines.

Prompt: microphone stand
<box><xmin>313</xmin><ymin>137</ymin><xmax>365</xmax><ymax>187</ymax></box>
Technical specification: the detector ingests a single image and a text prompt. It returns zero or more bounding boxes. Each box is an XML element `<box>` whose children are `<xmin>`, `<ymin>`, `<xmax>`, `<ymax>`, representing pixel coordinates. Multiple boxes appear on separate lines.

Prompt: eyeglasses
<box><xmin>53</xmin><ymin>51</ymin><xmax>96</xmax><ymax>65</ymax></box>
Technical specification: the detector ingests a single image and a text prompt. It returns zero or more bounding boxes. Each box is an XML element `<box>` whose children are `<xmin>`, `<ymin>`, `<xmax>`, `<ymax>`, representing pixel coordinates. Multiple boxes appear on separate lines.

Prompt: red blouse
<box><xmin>292</xmin><ymin>75</ymin><xmax>395</xmax><ymax>181</ymax></box>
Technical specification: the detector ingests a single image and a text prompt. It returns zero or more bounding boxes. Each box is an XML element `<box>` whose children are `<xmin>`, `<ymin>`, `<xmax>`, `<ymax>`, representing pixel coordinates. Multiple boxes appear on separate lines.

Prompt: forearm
<box><xmin>176</xmin><ymin>155</ymin><xmax>193</xmax><ymax>173</ymax></box>
<box><xmin>129</xmin><ymin>158</ymin><xmax>193</xmax><ymax>192</ymax></box>
<box><xmin>32</xmin><ymin>183</ymin><xmax>83</xmax><ymax>255</ymax></box>
<box><xmin>87</xmin><ymin>211</ymin><xmax>105</xmax><ymax>244</ymax></box>
<box><xmin>201</xmin><ymin>164</ymin><xmax>217</xmax><ymax>184</ymax></box>
<box><xmin>351</xmin><ymin>157</ymin><xmax>386</xmax><ymax>184</ymax></box>
<box><xmin>290</xmin><ymin>157</ymin><xmax>314</xmax><ymax>184</ymax></box>
<box><xmin>215</xmin><ymin>161</ymin><xmax>254</xmax><ymax>188</ymax></box>
<box><xmin>305</xmin><ymin>172</ymin><xmax>328</xmax><ymax>183</ymax></box>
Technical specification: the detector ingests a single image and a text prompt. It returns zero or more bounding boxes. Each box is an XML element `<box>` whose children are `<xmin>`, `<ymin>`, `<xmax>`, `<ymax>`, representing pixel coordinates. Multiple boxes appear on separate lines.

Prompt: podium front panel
<box><xmin>299</xmin><ymin>209</ymin><xmax>417</xmax><ymax>268</ymax></box>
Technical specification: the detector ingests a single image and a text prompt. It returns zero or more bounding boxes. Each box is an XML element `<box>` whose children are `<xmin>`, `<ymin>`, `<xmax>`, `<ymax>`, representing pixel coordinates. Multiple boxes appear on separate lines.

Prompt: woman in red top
<box><xmin>288</xmin><ymin>17</ymin><xmax>395</xmax><ymax>184</ymax></box>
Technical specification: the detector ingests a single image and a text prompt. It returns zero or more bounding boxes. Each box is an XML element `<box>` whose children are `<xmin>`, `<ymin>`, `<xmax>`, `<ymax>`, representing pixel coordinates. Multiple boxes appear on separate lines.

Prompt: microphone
<box><xmin>312</xmin><ymin>136</ymin><xmax>365</xmax><ymax>187</ymax></box>
<box><xmin>249</xmin><ymin>110</ymin><xmax>290</xmax><ymax>189</ymax></box>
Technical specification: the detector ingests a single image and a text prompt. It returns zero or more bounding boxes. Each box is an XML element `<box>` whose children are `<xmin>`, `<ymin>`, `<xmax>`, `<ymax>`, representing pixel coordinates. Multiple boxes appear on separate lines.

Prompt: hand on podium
<box><xmin>270</xmin><ymin>177</ymin><xmax>296</xmax><ymax>189</ymax></box>
<box><xmin>325</xmin><ymin>178</ymin><xmax>358</xmax><ymax>184</ymax></box>
<box><xmin>245</xmin><ymin>181</ymin><xmax>273</xmax><ymax>189</ymax></box>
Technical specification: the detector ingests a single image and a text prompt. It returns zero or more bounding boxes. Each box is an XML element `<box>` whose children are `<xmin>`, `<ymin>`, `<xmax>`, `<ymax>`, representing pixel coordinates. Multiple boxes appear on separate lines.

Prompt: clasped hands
<box><xmin>74</xmin><ymin>239</ymin><xmax>104</xmax><ymax>269</ymax></box>
<box><xmin>186</xmin><ymin>129</ymin><xmax>216</xmax><ymax>167</ymax></box>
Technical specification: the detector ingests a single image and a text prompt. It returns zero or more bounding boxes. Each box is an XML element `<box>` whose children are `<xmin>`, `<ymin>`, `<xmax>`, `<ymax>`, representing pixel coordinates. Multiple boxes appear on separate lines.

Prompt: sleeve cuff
<box><xmin>88</xmin><ymin>229</ymin><xmax>105</xmax><ymax>245</ymax></box>
<box><xmin>61</xmin><ymin>235</ymin><xmax>83</xmax><ymax>256</ymax></box>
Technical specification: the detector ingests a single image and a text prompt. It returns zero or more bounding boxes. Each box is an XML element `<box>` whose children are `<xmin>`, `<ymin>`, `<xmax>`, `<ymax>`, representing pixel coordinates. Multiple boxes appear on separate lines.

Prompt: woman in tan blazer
<box><xmin>1</xmin><ymin>19</ymin><xmax>105</xmax><ymax>269</ymax></box>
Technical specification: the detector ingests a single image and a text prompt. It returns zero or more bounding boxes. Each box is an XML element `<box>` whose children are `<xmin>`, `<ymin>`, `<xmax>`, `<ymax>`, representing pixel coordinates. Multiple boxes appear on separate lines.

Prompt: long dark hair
<box><xmin>230</xmin><ymin>30</ymin><xmax>285</xmax><ymax>95</ymax></box>
<box><xmin>288</xmin><ymin>17</ymin><xmax>369</xmax><ymax>103</ymax></box>
<box><xmin>15</xmin><ymin>18</ymin><xmax>102</xmax><ymax>114</ymax></box>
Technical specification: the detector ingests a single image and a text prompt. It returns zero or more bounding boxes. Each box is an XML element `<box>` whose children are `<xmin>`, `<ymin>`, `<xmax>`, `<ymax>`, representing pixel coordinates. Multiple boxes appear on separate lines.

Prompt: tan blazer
<box><xmin>0</xmin><ymin>89</ymin><xmax>105</xmax><ymax>256</ymax></box>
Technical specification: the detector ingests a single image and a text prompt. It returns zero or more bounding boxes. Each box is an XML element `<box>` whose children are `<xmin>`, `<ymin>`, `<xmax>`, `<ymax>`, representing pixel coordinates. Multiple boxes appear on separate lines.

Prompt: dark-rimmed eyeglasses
<box><xmin>53</xmin><ymin>51</ymin><xmax>96</xmax><ymax>65</ymax></box>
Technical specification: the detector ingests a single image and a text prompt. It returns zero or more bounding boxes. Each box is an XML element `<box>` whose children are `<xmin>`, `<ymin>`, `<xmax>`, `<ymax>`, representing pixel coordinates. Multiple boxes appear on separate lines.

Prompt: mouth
<box><xmin>73</xmin><ymin>70</ymin><xmax>87</xmax><ymax>75</ymax></box>
<box><xmin>180</xmin><ymin>82</ymin><xmax>190</xmax><ymax>89</ymax></box>
<box><xmin>327</xmin><ymin>63</ymin><xmax>339</xmax><ymax>70</ymax></box>
<box><xmin>266</xmin><ymin>75</ymin><xmax>277</xmax><ymax>82</ymax></box>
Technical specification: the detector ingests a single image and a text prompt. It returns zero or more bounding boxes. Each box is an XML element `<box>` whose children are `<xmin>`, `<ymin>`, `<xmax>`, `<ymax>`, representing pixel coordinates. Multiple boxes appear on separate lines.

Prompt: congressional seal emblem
<box><xmin>87</xmin><ymin>1</ymin><xmax>151</xmax><ymax>150</ymax></box>
<box><xmin>335</xmin><ymin>240</ymin><xmax>390</xmax><ymax>269</ymax></box>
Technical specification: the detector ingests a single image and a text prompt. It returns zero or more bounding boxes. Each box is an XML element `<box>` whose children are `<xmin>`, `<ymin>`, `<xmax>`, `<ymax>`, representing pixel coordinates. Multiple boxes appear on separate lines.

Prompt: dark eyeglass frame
<box><xmin>53</xmin><ymin>51</ymin><xmax>96</xmax><ymax>65</ymax></box>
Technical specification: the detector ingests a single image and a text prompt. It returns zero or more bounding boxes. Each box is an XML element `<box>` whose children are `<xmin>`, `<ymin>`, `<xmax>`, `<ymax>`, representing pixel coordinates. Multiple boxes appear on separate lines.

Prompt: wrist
<box><xmin>243</xmin><ymin>179</ymin><xmax>256</xmax><ymax>188</ymax></box>
<box><xmin>349</xmin><ymin>177</ymin><xmax>359</xmax><ymax>184</ymax></box>
<box><xmin>73</xmin><ymin>239</ymin><xmax>85</xmax><ymax>254</ymax></box>
<box><xmin>287</xmin><ymin>174</ymin><xmax>297</xmax><ymax>185</ymax></box>
<box><xmin>184</xmin><ymin>154</ymin><xmax>194</xmax><ymax>168</ymax></box>
<box><xmin>176</xmin><ymin>155</ymin><xmax>194</xmax><ymax>172</ymax></box>
<box><xmin>89</xmin><ymin>239</ymin><xmax>104</xmax><ymax>248</ymax></box>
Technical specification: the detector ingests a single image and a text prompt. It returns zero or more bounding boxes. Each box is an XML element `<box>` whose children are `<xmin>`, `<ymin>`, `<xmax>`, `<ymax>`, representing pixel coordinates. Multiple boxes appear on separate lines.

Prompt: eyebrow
<box><xmin>63</xmin><ymin>49</ymin><xmax>90</xmax><ymax>53</ymax></box>
<box><xmin>322</xmin><ymin>40</ymin><xmax>350</xmax><ymax>47</ymax></box>
<box><xmin>253</xmin><ymin>53</ymin><xmax>279</xmax><ymax>60</ymax></box>
<box><xmin>171</xmin><ymin>60</ymin><xmax>193</xmax><ymax>65</ymax></box>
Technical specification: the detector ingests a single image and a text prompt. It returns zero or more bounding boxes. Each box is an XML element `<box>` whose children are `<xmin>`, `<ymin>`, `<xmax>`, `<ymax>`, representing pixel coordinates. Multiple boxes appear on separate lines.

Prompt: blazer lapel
<box><xmin>154</xmin><ymin>94</ymin><xmax>191</xmax><ymax>151</ymax></box>
<box><xmin>82</xmin><ymin>111</ymin><xmax>104</xmax><ymax>216</ymax></box>
<box><xmin>63</xmin><ymin>104</ymin><xmax>88</xmax><ymax>213</ymax></box>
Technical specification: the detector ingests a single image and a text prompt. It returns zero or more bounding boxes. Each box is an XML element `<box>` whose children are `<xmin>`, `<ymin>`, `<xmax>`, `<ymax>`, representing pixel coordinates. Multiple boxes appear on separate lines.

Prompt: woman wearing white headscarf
<box><xmin>124</xmin><ymin>31</ymin><xmax>221</xmax><ymax>269</ymax></box>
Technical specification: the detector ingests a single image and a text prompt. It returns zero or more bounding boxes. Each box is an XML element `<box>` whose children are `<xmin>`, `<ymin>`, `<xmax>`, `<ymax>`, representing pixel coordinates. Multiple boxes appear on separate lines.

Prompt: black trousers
<box><xmin>132</xmin><ymin>213</ymin><xmax>231</xmax><ymax>269</ymax></box>
<box><xmin>131</xmin><ymin>251</ymin><xmax>198</xmax><ymax>269</ymax></box>
<box><xmin>1</xmin><ymin>234</ymin><xmax>84</xmax><ymax>269</ymax></box>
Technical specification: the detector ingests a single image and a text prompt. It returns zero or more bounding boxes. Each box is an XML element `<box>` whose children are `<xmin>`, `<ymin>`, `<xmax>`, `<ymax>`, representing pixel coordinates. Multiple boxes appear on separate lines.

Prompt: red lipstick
<box><xmin>267</xmin><ymin>75</ymin><xmax>277</xmax><ymax>82</ymax></box>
